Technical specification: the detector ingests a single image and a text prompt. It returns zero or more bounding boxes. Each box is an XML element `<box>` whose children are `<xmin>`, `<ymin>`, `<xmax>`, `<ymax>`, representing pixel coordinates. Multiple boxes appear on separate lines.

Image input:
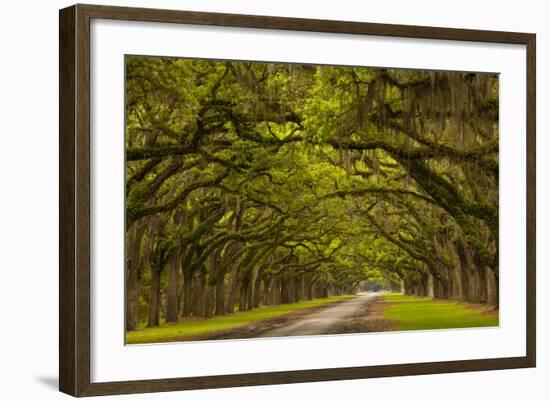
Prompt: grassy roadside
<box><xmin>381</xmin><ymin>293</ymin><xmax>499</xmax><ymax>331</ymax></box>
<box><xmin>126</xmin><ymin>295</ymin><xmax>354</xmax><ymax>344</ymax></box>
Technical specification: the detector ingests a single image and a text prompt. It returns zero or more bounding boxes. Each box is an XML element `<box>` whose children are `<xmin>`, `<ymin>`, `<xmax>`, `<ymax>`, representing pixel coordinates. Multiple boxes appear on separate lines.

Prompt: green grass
<box><xmin>381</xmin><ymin>293</ymin><xmax>499</xmax><ymax>331</ymax></box>
<box><xmin>126</xmin><ymin>295</ymin><xmax>354</xmax><ymax>344</ymax></box>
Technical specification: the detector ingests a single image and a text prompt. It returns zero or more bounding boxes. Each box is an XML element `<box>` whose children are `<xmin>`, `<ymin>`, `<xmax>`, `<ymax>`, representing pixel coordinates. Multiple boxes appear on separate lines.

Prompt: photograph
<box><xmin>124</xmin><ymin>56</ymin><xmax>499</xmax><ymax>345</ymax></box>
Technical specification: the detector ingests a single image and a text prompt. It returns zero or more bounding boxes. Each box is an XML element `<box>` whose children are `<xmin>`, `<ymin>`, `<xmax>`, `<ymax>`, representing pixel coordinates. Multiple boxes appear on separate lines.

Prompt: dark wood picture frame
<box><xmin>59</xmin><ymin>3</ymin><xmax>536</xmax><ymax>397</ymax></box>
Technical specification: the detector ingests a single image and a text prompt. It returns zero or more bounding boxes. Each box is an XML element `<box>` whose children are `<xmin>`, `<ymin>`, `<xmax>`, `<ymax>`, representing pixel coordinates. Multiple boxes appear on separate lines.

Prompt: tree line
<box><xmin>125</xmin><ymin>57</ymin><xmax>499</xmax><ymax>330</ymax></box>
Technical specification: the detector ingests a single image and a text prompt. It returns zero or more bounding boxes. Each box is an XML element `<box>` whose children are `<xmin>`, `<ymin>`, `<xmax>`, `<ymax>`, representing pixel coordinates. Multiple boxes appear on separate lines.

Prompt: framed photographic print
<box><xmin>59</xmin><ymin>4</ymin><xmax>536</xmax><ymax>397</ymax></box>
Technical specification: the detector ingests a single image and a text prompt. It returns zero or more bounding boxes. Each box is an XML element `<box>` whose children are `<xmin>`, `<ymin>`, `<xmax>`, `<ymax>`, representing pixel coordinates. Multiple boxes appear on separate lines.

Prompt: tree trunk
<box><xmin>306</xmin><ymin>278</ymin><xmax>314</xmax><ymax>300</ymax></box>
<box><xmin>226</xmin><ymin>263</ymin><xmax>240</xmax><ymax>314</ymax></box>
<box><xmin>486</xmin><ymin>267</ymin><xmax>498</xmax><ymax>307</ymax></box>
<box><xmin>252</xmin><ymin>269</ymin><xmax>262</xmax><ymax>308</ymax></box>
<box><xmin>165</xmin><ymin>254</ymin><xmax>180</xmax><ymax>322</ymax></box>
<box><xmin>215</xmin><ymin>275</ymin><xmax>226</xmax><ymax>315</ymax></box>
<box><xmin>147</xmin><ymin>267</ymin><xmax>161</xmax><ymax>327</ymax></box>
<box><xmin>126</xmin><ymin>258</ymin><xmax>139</xmax><ymax>331</ymax></box>
<box><xmin>192</xmin><ymin>269</ymin><xmax>206</xmax><ymax>317</ymax></box>
<box><xmin>263</xmin><ymin>277</ymin><xmax>273</xmax><ymax>305</ymax></box>
<box><xmin>205</xmin><ymin>248</ymin><xmax>221</xmax><ymax>317</ymax></box>
<box><xmin>239</xmin><ymin>276</ymin><xmax>250</xmax><ymax>311</ymax></box>
<box><xmin>204</xmin><ymin>282</ymin><xmax>215</xmax><ymax>318</ymax></box>
<box><xmin>182</xmin><ymin>269</ymin><xmax>193</xmax><ymax>317</ymax></box>
<box><xmin>426</xmin><ymin>273</ymin><xmax>434</xmax><ymax>297</ymax></box>
<box><xmin>125</xmin><ymin>222</ymin><xmax>146</xmax><ymax>331</ymax></box>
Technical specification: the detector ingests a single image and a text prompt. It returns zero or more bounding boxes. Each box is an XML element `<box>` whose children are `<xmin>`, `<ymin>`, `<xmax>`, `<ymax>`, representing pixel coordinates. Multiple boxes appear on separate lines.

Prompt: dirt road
<box><xmin>257</xmin><ymin>293</ymin><xmax>378</xmax><ymax>338</ymax></box>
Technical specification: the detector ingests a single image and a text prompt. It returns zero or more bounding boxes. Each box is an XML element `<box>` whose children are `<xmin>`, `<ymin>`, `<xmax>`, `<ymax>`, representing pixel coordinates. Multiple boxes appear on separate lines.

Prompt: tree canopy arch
<box><xmin>124</xmin><ymin>56</ymin><xmax>498</xmax><ymax>330</ymax></box>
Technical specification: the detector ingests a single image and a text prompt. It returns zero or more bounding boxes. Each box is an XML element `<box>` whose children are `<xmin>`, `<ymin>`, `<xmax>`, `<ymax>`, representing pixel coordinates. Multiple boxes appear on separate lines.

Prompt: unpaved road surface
<box><xmin>257</xmin><ymin>293</ymin><xmax>378</xmax><ymax>338</ymax></box>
